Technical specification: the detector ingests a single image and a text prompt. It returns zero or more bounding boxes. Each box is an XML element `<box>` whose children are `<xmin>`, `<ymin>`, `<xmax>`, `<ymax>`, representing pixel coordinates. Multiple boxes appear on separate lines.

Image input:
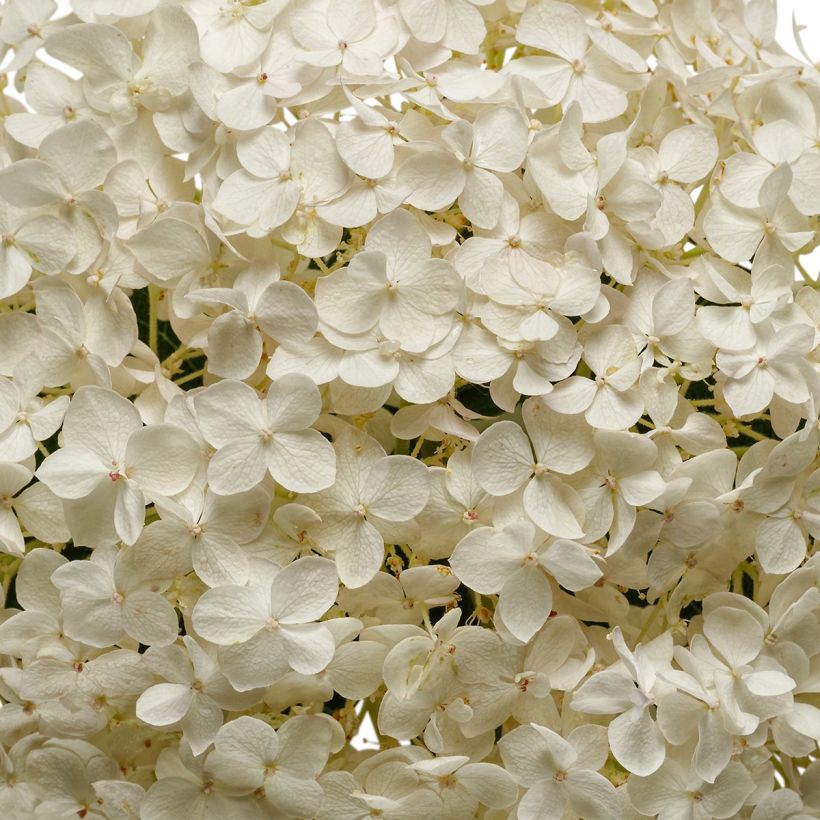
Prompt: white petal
<box><xmin>608</xmin><ymin>706</ymin><xmax>665</xmax><ymax>776</ymax></box>
<box><xmin>472</xmin><ymin>421</ymin><xmax>533</xmax><ymax>496</ymax></box>
<box><xmin>127</xmin><ymin>218</ymin><xmax>210</xmax><ymax>283</ymax></box>
<box><xmin>126</xmin><ymin>424</ymin><xmax>200</xmax><ymax>496</ymax></box>
<box><xmin>270</xmin><ymin>556</ymin><xmax>338</xmax><ymax>624</ymax></box>
<box><xmin>136</xmin><ymin>683</ymin><xmax>192</xmax><ymax>727</ymax></box>
<box><xmin>497</xmin><ymin>566</ymin><xmax>552</xmax><ymax>643</ymax></box>
<box><xmin>195</xmin><ymin>380</ymin><xmax>266</xmax><ymax>446</ymax></box>
<box><xmin>523</xmin><ymin>473</ymin><xmax>586</xmax><ymax>539</ymax></box>
<box><xmin>361</xmin><ymin>455</ymin><xmax>430</xmax><ymax>521</ymax></box>
<box><xmin>267</xmin><ymin>430</ymin><xmax>336</xmax><ymax>493</ymax></box>
<box><xmin>192</xmin><ymin>585</ymin><xmax>269</xmax><ymax>645</ymax></box>
<box><xmin>281</xmin><ymin>622</ymin><xmax>336</xmax><ymax>674</ymax></box>
<box><xmin>658</xmin><ymin>125</ymin><xmax>719</xmax><ymax>183</ymax></box>
<box><xmin>206</xmin><ymin>312</ymin><xmax>262</xmax><ymax>380</ymax></box>
<box><xmin>755</xmin><ymin>517</ymin><xmax>806</xmax><ymax>575</ymax></box>
<box><xmin>122</xmin><ymin>590</ymin><xmax>179</xmax><ymax>646</ymax></box>
<box><xmin>703</xmin><ymin>607</ymin><xmax>763</xmax><ymax>668</ymax></box>
<box><xmin>450</xmin><ymin>526</ymin><xmax>524</xmax><ymax>593</ymax></box>
<box><xmin>541</xmin><ymin>539</ymin><xmax>602</xmax><ymax>591</ymax></box>
<box><xmin>255</xmin><ymin>280</ymin><xmax>318</xmax><ymax>347</ymax></box>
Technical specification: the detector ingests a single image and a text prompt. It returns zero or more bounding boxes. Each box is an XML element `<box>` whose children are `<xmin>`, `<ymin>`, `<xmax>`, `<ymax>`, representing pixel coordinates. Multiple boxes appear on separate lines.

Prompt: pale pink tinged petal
<box><xmin>122</xmin><ymin>590</ymin><xmax>179</xmax><ymax>646</ymax></box>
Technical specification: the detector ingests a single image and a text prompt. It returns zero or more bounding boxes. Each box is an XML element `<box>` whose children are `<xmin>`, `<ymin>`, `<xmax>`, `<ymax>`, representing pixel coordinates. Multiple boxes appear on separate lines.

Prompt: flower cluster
<box><xmin>0</xmin><ymin>0</ymin><xmax>818</xmax><ymax>817</ymax></box>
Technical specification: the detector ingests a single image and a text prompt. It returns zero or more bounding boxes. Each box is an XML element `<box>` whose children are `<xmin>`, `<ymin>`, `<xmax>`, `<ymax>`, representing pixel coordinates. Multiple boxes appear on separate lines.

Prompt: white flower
<box><xmin>0</xmin><ymin>462</ymin><xmax>33</xmax><ymax>556</ymax></box>
<box><xmin>184</xmin><ymin>0</ymin><xmax>285</xmax><ymax>72</ymax></box>
<box><xmin>397</xmin><ymin>0</ymin><xmax>493</xmax><ymax>55</ymax></box>
<box><xmin>215</xmin><ymin>32</ymin><xmax>312</xmax><ymax>131</ymax></box>
<box><xmin>318</xmin><ymin>763</ymin><xmax>444</xmax><ymax>820</ymax></box>
<box><xmin>339</xmin><ymin>566</ymin><xmax>459</xmax><ymax>626</ymax></box>
<box><xmin>574</xmin><ymin>429</ymin><xmax>666</xmax><ymax>554</ymax></box>
<box><xmin>33</xmin><ymin>277</ymin><xmax>138</xmax><ymax>386</ymax></box>
<box><xmin>50</xmin><ymin>544</ymin><xmax>179</xmax><ymax>648</ymax></box>
<box><xmin>37</xmin><ymin>386</ymin><xmax>200</xmax><ymax>545</ymax></box>
<box><xmin>472</xmin><ymin>397</ymin><xmax>594</xmax><ymax>538</ymax></box>
<box><xmin>0</xmin><ymin>202</ymin><xmax>76</xmax><ymax>300</ymax></box>
<box><xmin>631</xmin><ymin>125</ymin><xmax>719</xmax><ymax>247</ymax></box>
<box><xmin>0</xmin><ymin>0</ymin><xmax>818</xmax><ymax>807</ymax></box>
<box><xmin>315</xmin><ymin>209</ymin><xmax>462</xmax><ymax>351</ymax></box>
<box><xmin>545</xmin><ymin>324</ymin><xmax>645</xmax><ymax>431</ymax></box>
<box><xmin>212</xmin><ymin>120</ymin><xmax>350</xmax><ymax>241</ymax></box>
<box><xmin>46</xmin><ymin>9</ymin><xmax>199</xmax><ymax>125</ymax></box>
<box><xmin>24</xmin><ymin>742</ymin><xmax>119</xmax><ymax>820</ymax></box>
<box><xmin>133</xmin><ymin>485</ymin><xmax>270</xmax><ymax>587</ymax></box>
<box><xmin>335</xmin><ymin>92</ymin><xmax>406</xmax><ymax>179</ymax></box>
<box><xmin>300</xmin><ymin>428</ymin><xmax>430</xmax><ymax>588</ymax></box>
<box><xmin>191</xmin><ymin>555</ymin><xmax>338</xmax><ymax>691</ymax></box>
<box><xmin>205</xmin><ymin>714</ymin><xmax>337</xmax><ymax>817</ymax></box>
<box><xmin>627</xmin><ymin>756</ymin><xmax>755</xmax><ymax>820</ymax></box>
<box><xmin>401</xmin><ymin>107</ymin><xmax>529</xmax><ymax>229</ymax></box>
<box><xmin>704</xmin><ymin>169</ymin><xmax>813</xmax><ymax>268</ymax></box>
<box><xmin>0</xmin><ymin>370</ymin><xmax>69</xmax><ymax>462</ymax></box>
<box><xmin>188</xmin><ymin>262</ymin><xmax>318</xmax><ymax>379</ymax></box>
<box><xmin>409</xmin><ymin>755</ymin><xmax>518</xmax><ymax>816</ymax></box>
<box><xmin>571</xmin><ymin>628</ymin><xmax>671</xmax><ymax>776</ymax></box>
<box><xmin>716</xmin><ymin>323</ymin><xmax>815</xmax><ymax>417</ymax></box>
<box><xmin>290</xmin><ymin>0</ymin><xmax>399</xmax><ymax>77</ymax></box>
<box><xmin>720</xmin><ymin>119</ymin><xmax>820</xmax><ymax>217</ymax></box>
<box><xmin>450</xmin><ymin>520</ymin><xmax>601</xmax><ymax>643</ymax></box>
<box><xmin>512</xmin><ymin>1</ymin><xmax>640</xmax><ymax>122</ymax></box>
<box><xmin>694</xmin><ymin>256</ymin><xmax>793</xmax><ymax>351</ymax></box>
<box><xmin>498</xmin><ymin>723</ymin><xmax>617</xmax><ymax>820</ymax></box>
<box><xmin>137</xmin><ymin>637</ymin><xmax>263</xmax><ymax>756</ymax></box>
<box><xmin>193</xmin><ymin>375</ymin><xmax>336</xmax><ymax>495</ymax></box>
